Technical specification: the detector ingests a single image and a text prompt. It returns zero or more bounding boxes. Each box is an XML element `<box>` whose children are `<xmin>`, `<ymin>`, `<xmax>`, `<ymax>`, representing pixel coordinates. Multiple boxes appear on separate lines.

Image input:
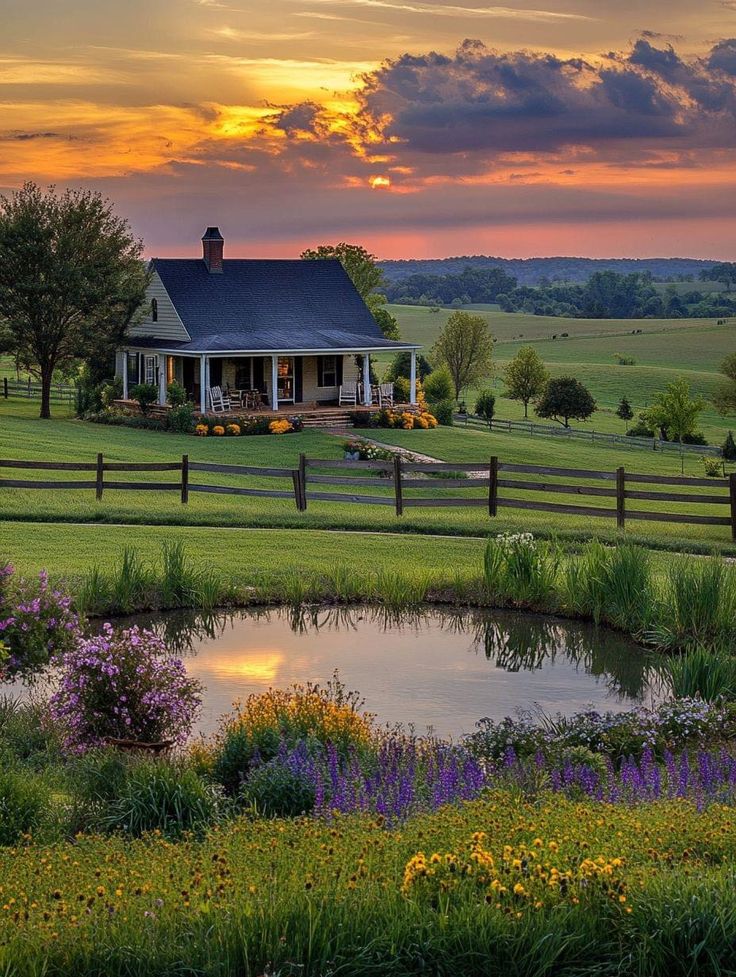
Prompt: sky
<box><xmin>2</xmin><ymin>0</ymin><xmax>736</xmax><ymax>259</ymax></box>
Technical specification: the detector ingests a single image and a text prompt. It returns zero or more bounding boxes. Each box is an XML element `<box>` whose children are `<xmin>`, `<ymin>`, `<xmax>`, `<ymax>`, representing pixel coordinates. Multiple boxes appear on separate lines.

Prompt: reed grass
<box><xmin>660</xmin><ymin>646</ymin><xmax>736</xmax><ymax>702</ymax></box>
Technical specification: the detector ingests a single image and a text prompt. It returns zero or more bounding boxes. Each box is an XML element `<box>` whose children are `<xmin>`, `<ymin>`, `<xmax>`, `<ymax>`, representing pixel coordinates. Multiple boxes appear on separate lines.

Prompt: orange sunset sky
<box><xmin>2</xmin><ymin>0</ymin><xmax>736</xmax><ymax>259</ymax></box>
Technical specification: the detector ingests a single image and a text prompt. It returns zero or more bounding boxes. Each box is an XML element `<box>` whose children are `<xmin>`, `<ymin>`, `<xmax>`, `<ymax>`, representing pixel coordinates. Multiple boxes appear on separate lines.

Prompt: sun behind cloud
<box><xmin>369</xmin><ymin>174</ymin><xmax>391</xmax><ymax>189</ymax></box>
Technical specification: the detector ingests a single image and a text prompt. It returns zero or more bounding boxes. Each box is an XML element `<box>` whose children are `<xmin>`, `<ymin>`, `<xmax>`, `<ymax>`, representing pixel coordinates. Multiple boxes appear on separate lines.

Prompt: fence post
<box><xmin>616</xmin><ymin>466</ymin><xmax>625</xmax><ymax>530</ymax></box>
<box><xmin>299</xmin><ymin>453</ymin><xmax>307</xmax><ymax>511</ymax></box>
<box><xmin>3</xmin><ymin>378</ymin><xmax>7</xmax><ymax>399</ymax></box>
<box><xmin>488</xmin><ymin>456</ymin><xmax>498</xmax><ymax>517</ymax></box>
<box><xmin>730</xmin><ymin>473</ymin><xmax>736</xmax><ymax>542</ymax></box>
<box><xmin>393</xmin><ymin>454</ymin><xmax>403</xmax><ymax>516</ymax></box>
<box><xmin>95</xmin><ymin>453</ymin><xmax>104</xmax><ymax>501</ymax></box>
<box><xmin>291</xmin><ymin>470</ymin><xmax>302</xmax><ymax>511</ymax></box>
<box><xmin>181</xmin><ymin>454</ymin><xmax>189</xmax><ymax>504</ymax></box>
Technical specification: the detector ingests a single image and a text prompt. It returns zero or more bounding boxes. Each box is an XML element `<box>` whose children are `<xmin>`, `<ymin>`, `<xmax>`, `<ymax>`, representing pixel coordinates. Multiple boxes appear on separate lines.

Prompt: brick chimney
<box><xmin>201</xmin><ymin>226</ymin><xmax>224</xmax><ymax>273</ymax></box>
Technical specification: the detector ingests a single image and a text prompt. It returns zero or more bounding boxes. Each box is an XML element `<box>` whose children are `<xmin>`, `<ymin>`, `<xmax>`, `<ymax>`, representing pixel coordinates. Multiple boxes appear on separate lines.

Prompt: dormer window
<box><xmin>151</xmin><ymin>298</ymin><xmax>158</xmax><ymax>322</ymax></box>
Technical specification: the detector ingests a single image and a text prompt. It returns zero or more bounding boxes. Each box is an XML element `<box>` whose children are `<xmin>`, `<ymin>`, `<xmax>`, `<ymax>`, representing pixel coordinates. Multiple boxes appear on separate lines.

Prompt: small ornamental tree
<box><xmin>713</xmin><ymin>352</ymin><xmax>736</xmax><ymax>416</ymax></box>
<box><xmin>535</xmin><ymin>377</ymin><xmax>596</xmax><ymax>428</ymax></box>
<box><xmin>0</xmin><ymin>565</ymin><xmax>79</xmax><ymax>680</ymax></box>
<box><xmin>432</xmin><ymin>311</ymin><xmax>494</xmax><ymax>400</ymax></box>
<box><xmin>50</xmin><ymin>624</ymin><xmax>202</xmax><ymax>752</ymax></box>
<box><xmin>616</xmin><ymin>396</ymin><xmax>634</xmax><ymax>430</ymax></box>
<box><xmin>503</xmin><ymin>346</ymin><xmax>549</xmax><ymax>418</ymax></box>
<box><xmin>723</xmin><ymin>431</ymin><xmax>736</xmax><ymax>461</ymax></box>
<box><xmin>642</xmin><ymin>378</ymin><xmax>706</xmax><ymax>449</ymax></box>
<box><xmin>474</xmin><ymin>390</ymin><xmax>496</xmax><ymax>427</ymax></box>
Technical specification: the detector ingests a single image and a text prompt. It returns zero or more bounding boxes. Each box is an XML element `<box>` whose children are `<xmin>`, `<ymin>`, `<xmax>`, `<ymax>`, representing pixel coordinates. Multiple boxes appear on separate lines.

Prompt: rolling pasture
<box><xmin>384</xmin><ymin>304</ymin><xmax>736</xmax><ymax>443</ymax></box>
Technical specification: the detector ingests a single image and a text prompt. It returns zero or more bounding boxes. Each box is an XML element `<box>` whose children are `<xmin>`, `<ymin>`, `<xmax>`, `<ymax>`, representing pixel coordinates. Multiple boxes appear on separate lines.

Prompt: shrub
<box><xmin>95</xmin><ymin>759</ymin><xmax>221</xmax><ymax>838</ymax></box>
<box><xmin>423</xmin><ymin>367</ymin><xmax>454</xmax><ymax>404</ymax></box>
<box><xmin>626</xmin><ymin>419</ymin><xmax>655</xmax><ymax>438</ymax></box>
<box><xmin>166</xmin><ymin>380</ymin><xmax>187</xmax><ymax>407</ymax></box>
<box><xmin>195</xmin><ymin>423</ymin><xmax>208</xmax><ymax>436</ymax></box>
<box><xmin>0</xmin><ymin>767</ymin><xmax>50</xmax><ymax>845</ymax></box>
<box><xmin>703</xmin><ymin>456</ymin><xmax>722</xmax><ymax>477</ymax></box>
<box><xmin>0</xmin><ymin>565</ymin><xmax>80</xmax><ymax>680</ymax></box>
<box><xmin>50</xmin><ymin>624</ymin><xmax>202</xmax><ymax>752</ymax></box>
<box><xmin>431</xmin><ymin>399</ymin><xmax>455</xmax><ymax>426</ymax></box>
<box><xmin>269</xmin><ymin>419</ymin><xmax>292</xmax><ymax>435</ymax></box>
<box><xmin>212</xmin><ymin>676</ymin><xmax>373</xmax><ymax>795</ymax></box>
<box><xmin>393</xmin><ymin>376</ymin><xmax>410</xmax><ymax>403</ymax></box>
<box><xmin>240</xmin><ymin>753</ymin><xmax>317</xmax><ymax>817</ymax></box>
<box><xmin>212</xmin><ymin>425</ymin><xmax>225</xmax><ymax>436</ymax></box>
<box><xmin>167</xmin><ymin>402</ymin><xmax>196</xmax><ymax>434</ymax></box>
<box><xmin>99</xmin><ymin>376</ymin><xmax>123</xmax><ymax>408</ymax></box>
<box><xmin>129</xmin><ymin>382</ymin><xmax>159</xmax><ymax>415</ymax></box>
<box><xmin>226</xmin><ymin>423</ymin><xmax>241</xmax><ymax>436</ymax></box>
<box><xmin>474</xmin><ymin>390</ymin><xmax>496</xmax><ymax>426</ymax></box>
<box><xmin>0</xmin><ymin>697</ymin><xmax>63</xmax><ymax>770</ymax></box>
<box><xmin>723</xmin><ymin>430</ymin><xmax>736</xmax><ymax>461</ymax></box>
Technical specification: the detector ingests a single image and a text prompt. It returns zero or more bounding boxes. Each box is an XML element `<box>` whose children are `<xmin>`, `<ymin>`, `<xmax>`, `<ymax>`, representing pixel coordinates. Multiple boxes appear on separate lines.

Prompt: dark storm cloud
<box><xmin>356</xmin><ymin>37</ymin><xmax>736</xmax><ymax>158</ymax></box>
<box><xmin>708</xmin><ymin>39</ymin><xmax>736</xmax><ymax>76</ymax></box>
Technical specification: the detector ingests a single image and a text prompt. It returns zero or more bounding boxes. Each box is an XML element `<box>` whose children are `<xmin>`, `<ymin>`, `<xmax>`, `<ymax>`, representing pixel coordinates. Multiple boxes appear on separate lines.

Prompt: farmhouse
<box><xmin>116</xmin><ymin>227</ymin><xmax>420</xmax><ymax>413</ymax></box>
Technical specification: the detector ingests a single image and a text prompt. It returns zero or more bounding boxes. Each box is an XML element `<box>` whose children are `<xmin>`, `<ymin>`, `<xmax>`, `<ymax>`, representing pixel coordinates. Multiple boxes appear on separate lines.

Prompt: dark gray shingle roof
<box><xmin>148</xmin><ymin>258</ymin><xmax>414</xmax><ymax>353</ymax></box>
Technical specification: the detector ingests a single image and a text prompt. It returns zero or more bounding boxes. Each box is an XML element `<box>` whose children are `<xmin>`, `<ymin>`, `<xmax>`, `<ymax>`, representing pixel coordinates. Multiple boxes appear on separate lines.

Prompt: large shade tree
<box><xmin>0</xmin><ymin>183</ymin><xmax>148</xmax><ymax>418</ymax></box>
<box><xmin>301</xmin><ymin>242</ymin><xmax>399</xmax><ymax>340</ymax></box>
<box><xmin>431</xmin><ymin>310</ymin><xmax>494</xmax><ymax>400</ymax></box>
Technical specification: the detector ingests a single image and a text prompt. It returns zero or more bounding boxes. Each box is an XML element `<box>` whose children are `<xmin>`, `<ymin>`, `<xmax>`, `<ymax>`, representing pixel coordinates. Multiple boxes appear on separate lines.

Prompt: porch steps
<box><xmin>299</xmin><ymin>410</ymin><xmax>355</xmax><ymax>428</ymax></box>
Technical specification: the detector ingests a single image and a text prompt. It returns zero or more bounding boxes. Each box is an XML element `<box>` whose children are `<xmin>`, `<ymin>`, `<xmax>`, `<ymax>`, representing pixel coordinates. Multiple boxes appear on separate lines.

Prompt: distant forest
<box><xmin>379</xmin><ymin>257</ymin><xmax>736</xmax><ymax>319</ymax></box>
<box><xmin>379</xmin><ymin>256</ymin><xmax>719</xmax><ymax>287</ymax></box>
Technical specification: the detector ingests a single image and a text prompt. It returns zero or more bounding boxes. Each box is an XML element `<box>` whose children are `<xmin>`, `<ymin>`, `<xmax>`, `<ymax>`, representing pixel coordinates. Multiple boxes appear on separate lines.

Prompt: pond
<box><xmin>118</xmin><ymin>605</ymin><xmax>660</xmax><ymax>738</ymax></box>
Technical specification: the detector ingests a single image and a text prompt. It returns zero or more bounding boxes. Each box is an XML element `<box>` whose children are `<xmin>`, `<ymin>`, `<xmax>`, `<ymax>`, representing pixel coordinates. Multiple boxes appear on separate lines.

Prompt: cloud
<box><xmin>295</xmin><ymin>0</ymin><xmax>593</xmax><ymax>22</ymax></box>
<box><xmin>354</xmin><ymin>37</ymin><xmax>736</xmax><ymax>162</ymax></box>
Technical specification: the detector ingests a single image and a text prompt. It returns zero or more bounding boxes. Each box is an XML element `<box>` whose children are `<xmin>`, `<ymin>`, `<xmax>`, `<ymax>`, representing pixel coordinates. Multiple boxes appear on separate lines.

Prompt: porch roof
<box><xmin>124</xmin><ymin>335</ymin><xmax>419</xmax><ymax>355</ymax></box>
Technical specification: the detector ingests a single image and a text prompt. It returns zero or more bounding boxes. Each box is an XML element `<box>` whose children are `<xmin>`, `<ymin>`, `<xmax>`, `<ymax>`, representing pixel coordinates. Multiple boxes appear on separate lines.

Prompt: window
<box><xmin>317</xmin><ymin>355</ymin><xmax>337</xmax><ymax>387</ymax></box>
<box><xmin>151</xmin><ymin>298</ymin><xmax>158</xmax><ymax>322</ymax></box>
<box><xmin>144</xmin><ymin>355</ymin><xmax>157</xmax><ymax>385</ymax></box>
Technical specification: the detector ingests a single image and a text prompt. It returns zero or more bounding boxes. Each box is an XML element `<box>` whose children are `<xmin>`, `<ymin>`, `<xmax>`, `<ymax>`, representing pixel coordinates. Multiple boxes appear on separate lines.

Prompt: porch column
<box><xmin>122</xmin><ymin>350</ymin><xmax>128</xmax><ymax>400</ymax></box>
<box><xmin>362</xmin><ymin>352</ymin><xmax>371</xmax><ymax>406</ymax></box>
<box><xmin>409</xmin><ymin>349</ymin><xmax>417</xmax><ymax>405</ymax></box>
<box><xmin>270</xmin><ymin>354</ymin><xmax>279</xmax><ymax>411</ymax></box>
<box><xmin>199</xmin><ymin>355</ymin><xmax>207</xmax><ymax>413</ymax></box>
<box><xmin>158</xmin><ymin>355</ymin><xmax>167</xmax><ymax>405</ymax></box>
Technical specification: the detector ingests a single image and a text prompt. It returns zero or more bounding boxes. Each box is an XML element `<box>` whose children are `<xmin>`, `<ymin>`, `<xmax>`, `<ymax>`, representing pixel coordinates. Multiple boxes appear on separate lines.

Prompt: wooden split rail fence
<box><xmin>1</xmin><ymin>454</ymin><xmax>735</xmax><ymax>539</ymax></box>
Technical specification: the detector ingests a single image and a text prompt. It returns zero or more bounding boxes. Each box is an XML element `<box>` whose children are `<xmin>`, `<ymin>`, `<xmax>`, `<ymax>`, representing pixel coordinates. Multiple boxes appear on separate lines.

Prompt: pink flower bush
<box><xmin>50</xmin><ymin>624</ymin><xmax>202</xmax><ymax>752</ymax></box>
<box><xmin>0</xmin><ymin>564</ymin><xmax>80</xmax><ymax>680</ymax></box>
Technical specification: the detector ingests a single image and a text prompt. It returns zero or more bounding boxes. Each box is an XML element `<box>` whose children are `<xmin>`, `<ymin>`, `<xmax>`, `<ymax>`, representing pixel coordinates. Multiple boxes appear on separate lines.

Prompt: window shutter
<box><xmin>253</xmin><ymin>357</ymin><xmax>265</xmax><ymax>392</ymax></box>
<box><xmin>336</xmin><ymin>356</ymin><xmax>344</xmax><ymax>386</ymax></box>
<box><xmin>317</xmin><ymin>356</ymin><xmax>324</xmax><ymax>387</ymax></box>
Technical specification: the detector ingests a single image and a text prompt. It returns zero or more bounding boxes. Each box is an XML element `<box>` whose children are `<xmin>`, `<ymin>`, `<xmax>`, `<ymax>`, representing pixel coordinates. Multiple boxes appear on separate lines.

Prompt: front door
<box><xmin>277</xmin><ymin>357</ymin><xmax>294</xmax><ymax>403</ymax></box>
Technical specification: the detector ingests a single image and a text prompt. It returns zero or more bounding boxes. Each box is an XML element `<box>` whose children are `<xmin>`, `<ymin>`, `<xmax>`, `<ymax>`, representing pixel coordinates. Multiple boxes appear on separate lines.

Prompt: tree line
<box><xmin>385</xmin><ymin>265</ymin><xmax>736</xmax><ymax>320</ymax></box>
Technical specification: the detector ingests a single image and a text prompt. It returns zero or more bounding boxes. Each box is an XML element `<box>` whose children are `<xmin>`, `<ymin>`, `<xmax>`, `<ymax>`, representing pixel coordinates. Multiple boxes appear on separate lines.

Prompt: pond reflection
<box><xmin>120</xmin><ymin>605</ymin><xmax>660</xmax><ymax>738</ymax></box>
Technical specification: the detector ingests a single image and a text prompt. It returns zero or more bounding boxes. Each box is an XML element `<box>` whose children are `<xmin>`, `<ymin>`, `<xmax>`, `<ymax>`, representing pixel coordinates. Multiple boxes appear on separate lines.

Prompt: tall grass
<box><xmin>661</xmin><ymin>647</ymin><xmax>736</xmax><ymax>702</ymax></box>
<box><xmin>647</xmin><ymin>557</ymin><xmax>736</xmax><ymax>650</ymax></box>
<box><xmin>560</xmin><ymin>542</ymin><xmax>653</xmax><ymax>633</ymax></box>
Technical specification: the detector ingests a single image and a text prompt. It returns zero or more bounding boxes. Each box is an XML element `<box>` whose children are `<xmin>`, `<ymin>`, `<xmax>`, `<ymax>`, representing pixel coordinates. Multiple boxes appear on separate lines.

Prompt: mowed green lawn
<box><xmin>382</xmin><ymin>305</ymin><xmax>736</xmax><ymax>444</ymax></box>
<box><xmin>1</xmin><ymin>399</ymin><xmax>734</xmax><ymax>554</ymax></box>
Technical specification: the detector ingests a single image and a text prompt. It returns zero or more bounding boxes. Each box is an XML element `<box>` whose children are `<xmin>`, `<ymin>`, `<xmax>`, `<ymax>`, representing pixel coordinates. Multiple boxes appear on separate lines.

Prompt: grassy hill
<box><xmin>383</xmin><ymin>305</ymin><xmax>736</xmax><ymax>444</ymax></box>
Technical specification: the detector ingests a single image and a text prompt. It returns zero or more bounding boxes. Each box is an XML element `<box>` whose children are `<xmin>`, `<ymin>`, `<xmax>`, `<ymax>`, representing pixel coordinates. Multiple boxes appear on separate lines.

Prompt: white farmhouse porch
<box><xmin>120</xmin><ymin>348</ymin><xmax>419</xmax><ymax>412</ymax></box>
